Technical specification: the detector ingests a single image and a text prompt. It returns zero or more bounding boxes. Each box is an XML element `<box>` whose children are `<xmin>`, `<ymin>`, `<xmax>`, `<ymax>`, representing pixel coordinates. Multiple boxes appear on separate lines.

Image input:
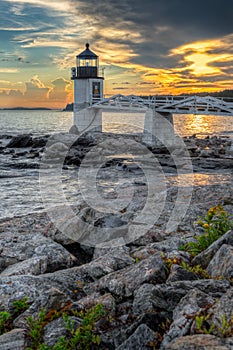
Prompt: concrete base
<box><xmin>73</xmin><ymin>106</ymin><xmax>177</xmax><ymax>147</ymax></box>
<box><xmin>74</xmin><ymin>108</ymin><xmax>102</xmax><ymax>133</ymax></box>
<box><xmin>142</xmin><ymin>109</ymin><xmax>176</xmax><ymax>148</ymax></box>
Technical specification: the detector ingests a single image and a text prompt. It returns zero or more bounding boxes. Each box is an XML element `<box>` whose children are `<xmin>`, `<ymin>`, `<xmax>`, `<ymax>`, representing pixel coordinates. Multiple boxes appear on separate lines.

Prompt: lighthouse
<box><xmin>71</xmin><ymin>43</ymin><xmax>104</xmax><ymax>132</ymax></box>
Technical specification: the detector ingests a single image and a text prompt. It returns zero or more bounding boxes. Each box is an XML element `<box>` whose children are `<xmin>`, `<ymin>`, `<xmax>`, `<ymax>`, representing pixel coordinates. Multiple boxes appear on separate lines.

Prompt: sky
<box><xmin>0</xmin><ymin>0</ymin><xmax>233</xmax><ymax>108</ymax></box>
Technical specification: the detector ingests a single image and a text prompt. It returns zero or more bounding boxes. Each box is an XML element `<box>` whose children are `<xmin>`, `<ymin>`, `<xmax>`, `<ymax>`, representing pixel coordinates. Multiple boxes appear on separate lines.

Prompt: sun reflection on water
<box><xmin>174</xmin><ymin>114</ymin><xmax>233</xmax><ymax>137</ymax></box>
<box><xmin>102</xmin><ymin>112</ymin><xmax>233</xmax><ymax>138</ymax></box>
<box><xmin>168</xmin><ymin>172</ymin><xmax>232</xmax><ymax>187</ymax></box>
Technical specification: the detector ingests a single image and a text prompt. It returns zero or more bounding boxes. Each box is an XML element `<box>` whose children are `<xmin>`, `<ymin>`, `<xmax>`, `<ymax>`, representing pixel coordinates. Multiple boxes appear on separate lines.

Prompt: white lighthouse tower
<box><xmin>71</xmin><ymin>43</ymin><xmax>104</xmax><ymax>132</ymax></box>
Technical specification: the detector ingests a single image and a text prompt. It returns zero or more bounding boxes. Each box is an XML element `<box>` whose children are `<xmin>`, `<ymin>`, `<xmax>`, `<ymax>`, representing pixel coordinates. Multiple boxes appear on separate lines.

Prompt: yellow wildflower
<box><xmin>203</xmin><ymin>223</ymin><xmax>209</xmax><ymax>228</ymax></box>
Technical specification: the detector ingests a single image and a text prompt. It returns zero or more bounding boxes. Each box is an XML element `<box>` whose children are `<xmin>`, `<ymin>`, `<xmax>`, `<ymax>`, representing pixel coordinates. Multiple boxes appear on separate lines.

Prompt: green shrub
<box><xmin>0</xmin><ymin>311</ymin><xmax>11</xmax><ymax>335</ymax></box>
<box><xmin>194</xmin><ymin>312</ymin><xmax>233</xmax><ymax>337</ymax></box>
<box><xmin>181</xmin><ymin>261</ymin><xmax>210</xmax><ymax>279</ymax></box>
<box><xmin>13</xmin><ymin>297</ymin><xmax>30</xmax><ymax>316</ymax></box>
<box><xmin>26</xmin><ymin>309</ymin><xmax>47</xmax><ymax>350</ymax></box>
<box><xmin>180</xmin><ymin>205</ymin><xmax>233</xmax><ymax>256</ymax></box>
<box><xmin>0</xmin><ymin>297</ymin><xmax>30</xmax><ymax>336</ymax></box>
<box><xmin>26</xmin><ymin>303</ymin><xmax>105</xmax><ymax>350</ymax></box>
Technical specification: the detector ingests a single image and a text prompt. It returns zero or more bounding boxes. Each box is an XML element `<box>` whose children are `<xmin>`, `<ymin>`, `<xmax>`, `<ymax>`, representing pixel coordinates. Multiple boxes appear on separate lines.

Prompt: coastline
<box><xmin>0</xmin><ymin>130</ymin><xmax>233</xmax><ymax>220</ymax></box>
<box><xmin>0</xmin><ymin>174</ymin><xmax>232</xmax><ymax>349</ymax></box>
<box><xmin>0</xmin><ymin>131</ymin><xmax>233</xmax><ymax>349</ymax></box>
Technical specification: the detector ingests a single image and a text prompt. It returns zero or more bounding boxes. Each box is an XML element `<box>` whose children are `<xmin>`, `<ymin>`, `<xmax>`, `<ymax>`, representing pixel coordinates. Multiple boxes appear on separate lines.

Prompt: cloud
<box><xmin>112</xmin><ymin>82</ymin><xmax>130</xmax><ymax>85</ymax></box>
<box><xmin>23</xmin><ymin>75</ymin><xmax>50</xmax><ymax>103</ymax></box>
<box><xmin>50</xmin><ymin>0</ymin><xmax>231</xmax><ymax>95</ymax></box>
<box><xmin>0</xmin><ymin>26</ymin><xmax>38</xmax><ymax>31</ymax></box>
<box><xmin>11</xmin><ymin>3</ymin><xmax>24</xmax><ymax>15</ymax></box>
<box><xmin>0</xmin><ymin>51</ymin><xmax>30</xmax><ymax>65</ymax></box>
<box><xmin>0</xmin><ymin>75</ymin><xmax>72</xmax><ymax>108</ymax></box>
<box><xmin>4</xmin><ymin>0</ymin><xmax>72</xmax><ymax>13</ymax></box>
<box><xmin>0</xmin><ymin>80</ymin><xmax>11</xmax><ymax>84</ymax></box>
<box><xmin>112</xmin><ymin>87</ymin><xmax>130</xmax><ymax>90</ymax></box>
<box><xmin>0</xmin><ymin>68</ymin><xmax>19</xmax><ymax>73</ymax></box>
<box><xmin>1</xmin><ymin>0</ymin><xmax>233</xmax><ymax>99</ymax></box>
<box><xmin>0</xmin><ymin>89</ymin><xmax>23</xmax><ymax>96</ymax></box>
<box><xmin>0</xmin><ymin>88</ymin><xmax>24</xmax><ymax>108</ymax></box>
<box><xmin>49</xmin><ymin>77</ymin><xmax>72</xmax><ymax>101</ymax></box>
<box><xmin>0</xmin><ymin>80</ymin><xmax>23</xmax><ymax>90</ymax></box>
<box><xmin>167</xmin><ymin>35</ymin><xmax>233</xmax><ymax>84</ymax></box>
<box><xmin>136</xmin><ymin>82</ymin><xmax>156</xmax><ymax>85</ymax></box>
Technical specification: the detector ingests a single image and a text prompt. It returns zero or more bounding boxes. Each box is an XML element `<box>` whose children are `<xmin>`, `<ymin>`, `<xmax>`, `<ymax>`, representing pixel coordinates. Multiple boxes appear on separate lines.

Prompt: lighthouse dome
<box><xmin>76</xmin><ymin>43</ymin><xmax>98</xmax><ymax>59</ymax></box>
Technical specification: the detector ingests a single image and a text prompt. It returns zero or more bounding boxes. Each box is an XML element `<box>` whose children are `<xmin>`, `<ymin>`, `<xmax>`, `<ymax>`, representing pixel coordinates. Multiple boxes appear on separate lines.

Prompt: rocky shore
<box><xmin>0</xmin><ymin>131</ymin><xmax>233</xmax><ymax>349</ymax></box>
<box><xmin>1</xmin><ymin>131</ymin><xmax>233</xmax><ymax>173</ymax></box>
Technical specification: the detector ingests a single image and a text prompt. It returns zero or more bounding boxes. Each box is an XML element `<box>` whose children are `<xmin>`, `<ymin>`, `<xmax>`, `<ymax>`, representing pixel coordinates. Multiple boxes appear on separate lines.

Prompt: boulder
<box><xmin>116</xmin><ymin>324</ymin><xmax>156</xmax><ymax>350</ymax></box>
<box><xmin>166</xmin><ymin>264</ymin><xmax>198</xmax><ymax>283</ymax></box>
<box><xmin>76</xmin><ymin>292</ymin><xmax>116</xmax><ymax>314</ymax></box>
<box><xmin>165</xmin><ymin>334</ymin><xmax>233</xmax><ymax>350</ymax></box>
<box><xmin>43</xmin><ymin>316</ymin><xmax>81</xmax><ymax>347</ymax></box>
<box><xmin>150</xmin><ymin>236</ymin><xmax>191</xmax><ymax>253</ymax></box>
<box><xmin>166</xmin><ymin>280</ymin><xmax>231</xmax><ymax>299</ymax></box>
<box><xmin>131</xmin><ymin>246</ymin><xmax>159</xmax><ymax>261</ymax></box>
<box><xmin>133</xmin><ymin>284</ymin><xmax>159</xmax><ymax>316</ymax></box>
<box><xmin>43</xmin><ymin>142</ymin><xmax>69</xmax><ymax>163</ymax></box>
<box><xmin>133</xmin><ymin>279</ymin><xmax>230</xmax><ymax>315</ymax></box>
<box><xmin>31</xmin><ymin>136</ymin><xmax>49</xmax><ymax>148</ymax></box>
<box><xmin>81</xmin><ymin>248</ymin><xmax>135</xmax><ymax>279</ymax></box>
<box><xmin>0</xmin><ymin>265</ymin><xmax>90</xmax><ymax>312</ymax></box>
<box><xmin>161</xmin><ymin>289</ymin><xmax>214</xmax><ymax>349</ymax></box>
<box><xmin>13</xmin><ymin>287</ymin><xmax>71</xmax><ymax>329</ymax></box>
<box><xmin>7</xmin><ymin>134</ymin><xmax>32</xmax><ymax>148</ymax></box>
<box><xmin>0</xmin><ymin>329</ymin><xmax>29</xmax><ymax>350</ymax></box>
<box><xmin>72</xmin><ymin>133</ymin><xmax>96</xmax><ymax>147</ymax></box>
<box><xmin>69</xmin><ymin>124</ymin><xmax>80</xmax><ymax>135</ymax></box>
<box><xmin>0</xmin><ymin>233</ymin><xmax>77</xmax><ymax>275</ymax></box>
<box><xmin>206</xmin><ymin>244</ymin><xmax>233</xmax><ymax>278</ymax></box>
<box><xmin>93</xmin><ymin>244</ymin><xmax>130</xmax><ymax>260</ymax></box>
<box><xmin>206</xmin><ymin>287</ymin><xmax>233</xmax><ymax>337</ymax></box>
<box><xmin>192</xmin><ymin>230</ymin><xmax>233</xmax><ymax>268</ymax></box>
<box><xmin>0</xmin><ymin>256</ymin><xmax>50</xmax><ymax>276</ymax></box>
<box><xmin>87</xmin><ymin>253</ymin><xmax>166</xmax><ymax>298</ymax></box>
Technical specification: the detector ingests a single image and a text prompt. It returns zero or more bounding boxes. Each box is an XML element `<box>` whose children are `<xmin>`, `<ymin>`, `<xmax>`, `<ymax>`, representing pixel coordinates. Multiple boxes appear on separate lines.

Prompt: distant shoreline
<box><xmin>0</xmin><ymin>107</ymin><xmax>53</xmax><ymax>111</ymax></box>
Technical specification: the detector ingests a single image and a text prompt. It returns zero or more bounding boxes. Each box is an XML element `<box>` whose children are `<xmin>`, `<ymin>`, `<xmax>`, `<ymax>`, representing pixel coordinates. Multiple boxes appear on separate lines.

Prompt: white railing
<box><xmin>91</xmin><ymin>94</ymin><xmax>233</xmax><ymax>116</ymax></box>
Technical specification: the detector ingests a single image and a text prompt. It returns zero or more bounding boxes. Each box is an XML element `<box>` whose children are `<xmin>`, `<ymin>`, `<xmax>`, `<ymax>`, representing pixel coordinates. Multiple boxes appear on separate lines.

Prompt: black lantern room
<box><xmin>76</xmin><ymin>43</ymin><xmax>99</xmax><ymax>78</ymax></box>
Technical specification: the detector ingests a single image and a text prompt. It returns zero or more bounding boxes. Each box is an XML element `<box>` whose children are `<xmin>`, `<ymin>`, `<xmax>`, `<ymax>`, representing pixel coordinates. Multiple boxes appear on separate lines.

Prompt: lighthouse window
<box><xmin>92</xmin><ymin>82</ymin><xmax>100</xmax><ymax>98</ymax></box>
<box><xmin>79</xmin><ymin>58</ymin><xmax>97</xmax><ymax>67</ymax></box>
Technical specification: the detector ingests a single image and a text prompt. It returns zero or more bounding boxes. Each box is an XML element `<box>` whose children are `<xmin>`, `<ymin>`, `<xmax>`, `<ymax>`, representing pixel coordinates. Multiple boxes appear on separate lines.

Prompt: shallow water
<box><xmin>0</xmin><ymin>110</ymin><xmax>233</xmax><ymax>220</ymax></box>
<box><xmin>1</xmin><ymin>166</ymin><xmax>232</xmax><ymax>220</ymax></box>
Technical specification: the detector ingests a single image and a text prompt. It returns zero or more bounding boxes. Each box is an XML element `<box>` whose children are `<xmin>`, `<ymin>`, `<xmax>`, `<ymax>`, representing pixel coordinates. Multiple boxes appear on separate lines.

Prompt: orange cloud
<box><xmin>104</xmin><ymin>35</ymin><xmax>233</xmax><ymax>95</ymax></box>
<box><xmin>0</xmin><ymin>75</ymin><xmax>72</xmax><ymax>108</ymax></box>
<box><xmin>170</xmin><ymin>37</ymin><xmax>233</xmax><ymax>77</ymax></box>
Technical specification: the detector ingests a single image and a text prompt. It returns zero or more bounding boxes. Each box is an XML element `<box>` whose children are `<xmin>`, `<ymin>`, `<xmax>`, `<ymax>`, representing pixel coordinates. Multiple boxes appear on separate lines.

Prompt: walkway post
<box><xmin>142</xmin><ymin>109</ymin><xmax>176</xmax><ymax>147</ymax></box>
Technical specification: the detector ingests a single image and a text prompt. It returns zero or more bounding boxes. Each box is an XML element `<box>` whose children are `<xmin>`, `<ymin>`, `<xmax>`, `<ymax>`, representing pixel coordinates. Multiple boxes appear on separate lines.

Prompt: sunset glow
<box><xmin>0</xmin><ymin>0</ymin><xmax>232</xmax><ymax>107</ymax></box>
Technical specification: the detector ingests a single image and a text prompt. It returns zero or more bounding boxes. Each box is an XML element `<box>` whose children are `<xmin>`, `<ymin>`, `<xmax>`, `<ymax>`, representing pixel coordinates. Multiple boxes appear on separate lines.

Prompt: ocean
<box><xmin>0</xmin><ymin>110</ymin><xmax>233</xmax><ymax>220</ymax></box>
<box><xmin>0</xmin><ymin>109</ymin><xmax>233</xmax><ymax>137</ymax></box>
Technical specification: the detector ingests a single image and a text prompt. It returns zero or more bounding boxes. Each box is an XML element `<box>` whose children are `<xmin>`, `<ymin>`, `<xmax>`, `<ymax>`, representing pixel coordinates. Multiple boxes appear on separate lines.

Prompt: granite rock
<box><xmin>0</xmin><ymin>233</ymin><xmax>77</xmax><ymax>275</ymax></box>
<box><xmin>166</xmin><ymin>264</ymin><xmax>198</xmax><ymax>283</ymax></box>
<box><xmin>0</xmin><ymin>329</ymin><xmax>29</xmax><ymax>350</ymax></box>
<box><xmin>161</xmin><ymin>289</ymin><xmax>215</xmax><ymax>349</ymax></box>
<box><xmin>192</xmin><ymin>230</ymin><xmax>233</xmax><ymax>269</ymax></box>
<box><xmin>87</xmin><ymin>253</ymin><xmax>166</xmax><ymax>298</ymax></box>
<box><xmin>116</xmin><ymin>324</ymin><xmax>156</xmax><ymax>350</ymax></box>
<box><xmin>206</xmin><ymin>244</ymin><xmax>233</xmax><ymax>278</ymax></box>
<box><xmin>165</xmin><ymin>334</ymin><xmax>233</xmax><ymax>350</ymax></box>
